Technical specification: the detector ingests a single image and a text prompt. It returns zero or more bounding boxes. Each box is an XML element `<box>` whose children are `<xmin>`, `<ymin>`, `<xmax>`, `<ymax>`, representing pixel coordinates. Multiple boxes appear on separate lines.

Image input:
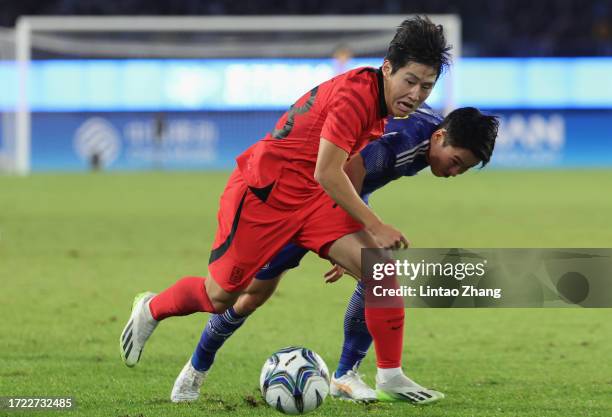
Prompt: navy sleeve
<box><xmin>360</xmin><ymin>135</ymin><xmax>397</xmax><ymax>178</ymax></box>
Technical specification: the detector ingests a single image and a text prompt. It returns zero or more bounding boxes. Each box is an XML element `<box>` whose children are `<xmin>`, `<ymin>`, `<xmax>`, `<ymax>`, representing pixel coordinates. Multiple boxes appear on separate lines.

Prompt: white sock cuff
<box><xmin>376</xmin><ymin>367</ymin><xmax>402</xmax><ymax>382</ymax></box>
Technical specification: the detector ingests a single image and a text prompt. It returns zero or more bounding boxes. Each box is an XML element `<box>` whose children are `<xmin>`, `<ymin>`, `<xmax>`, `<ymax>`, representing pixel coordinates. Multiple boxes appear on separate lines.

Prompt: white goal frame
<box><xmin>13</xmin><ymin>15</ymin><xmax>461</xmax><ymax>175</ymax></box>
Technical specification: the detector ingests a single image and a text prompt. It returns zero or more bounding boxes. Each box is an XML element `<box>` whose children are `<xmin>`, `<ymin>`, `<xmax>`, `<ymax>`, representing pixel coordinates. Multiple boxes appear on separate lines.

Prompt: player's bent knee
<box><xmin>209</xmin><ymin>298</ymin><xmax>233</xmax><ymax>314</ymax></box>
<box><xmin>250</xmin><ymin>289</ymin><xmax>274</xmax><ymax>308</ymax></box>
<box><xmin>205</xmin><ymin>274</ymin><xmax>240</xmax><ymax>313</ymax></box>
<box><xmin>235</xmin><ymin>294</ymin><xmax>262</xmax><ymax>315</ymax></box>
<box><xmin>327</xmin><ymin>232</ymin><xmax>370</xmax><ymax>277</ymax></box>
<box><xmin>235</xmin><ymin>280</ymin><xmax>278</xmax><ymax>314</ymax></box>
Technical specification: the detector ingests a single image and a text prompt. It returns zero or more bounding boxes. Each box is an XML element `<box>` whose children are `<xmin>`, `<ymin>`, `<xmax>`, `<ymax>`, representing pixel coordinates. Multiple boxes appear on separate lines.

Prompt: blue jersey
<box><xmin>360</xmin><ymin>104</ymin><xmax>443</xmax><ymax>203</ymax></box>
<box><xmin>256</xmin><ymin>104</ymin><xmax>443</xmax><ymax>279</ymax></box>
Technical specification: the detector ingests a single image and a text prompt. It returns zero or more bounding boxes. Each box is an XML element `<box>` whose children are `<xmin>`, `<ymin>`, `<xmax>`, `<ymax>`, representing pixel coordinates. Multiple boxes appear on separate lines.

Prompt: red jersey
<box><xmin>236</xmin><ymin>67</ymin><xmax>388</xmax><ymax>208</ymax></box>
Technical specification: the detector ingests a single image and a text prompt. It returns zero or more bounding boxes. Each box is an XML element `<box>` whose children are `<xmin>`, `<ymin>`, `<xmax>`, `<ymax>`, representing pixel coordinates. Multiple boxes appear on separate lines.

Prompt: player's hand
<box><xmin>366</xmin><ymin>222</ymin><xmax>410</xmax><ymax>250</ymax></box>
<box><xmin>324</xmin><ymin>264</ymin><xmax>346</xmax><ymax>283</ymax></box>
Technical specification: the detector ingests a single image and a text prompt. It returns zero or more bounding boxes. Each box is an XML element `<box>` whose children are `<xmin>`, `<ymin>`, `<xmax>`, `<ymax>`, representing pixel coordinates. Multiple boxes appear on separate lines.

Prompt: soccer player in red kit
<box><xmin>120</xmin><ymin>16</ymin><xmax>451</xmax><ymax>402</ymax></box>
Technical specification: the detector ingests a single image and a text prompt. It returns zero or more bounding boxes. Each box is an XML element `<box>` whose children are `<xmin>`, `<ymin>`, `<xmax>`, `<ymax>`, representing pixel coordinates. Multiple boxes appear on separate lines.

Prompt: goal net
<box><xmin>3</xmin><ymin>15</ymin><xmax>461</xmax><ymax>174</ymax></box>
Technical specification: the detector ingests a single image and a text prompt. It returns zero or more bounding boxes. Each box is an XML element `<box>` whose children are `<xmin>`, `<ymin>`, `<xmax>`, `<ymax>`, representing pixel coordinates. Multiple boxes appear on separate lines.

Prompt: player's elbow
<box><xmin>314</xmin><ymin>166</ymin><xmax>326</xmax><ymax>186</ymax></box>
<box><xmin>314</xmin><ymin>166</ymin><xmax>333</xmax><ymax>190</ymax></box>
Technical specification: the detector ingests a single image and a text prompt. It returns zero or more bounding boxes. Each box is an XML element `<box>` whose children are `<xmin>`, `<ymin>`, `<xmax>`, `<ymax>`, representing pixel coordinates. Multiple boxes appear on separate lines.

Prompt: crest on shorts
<box><xmin>229</xmin><ymin>266</ymin><xmax>245</xmax><ymax>284</ymax></box>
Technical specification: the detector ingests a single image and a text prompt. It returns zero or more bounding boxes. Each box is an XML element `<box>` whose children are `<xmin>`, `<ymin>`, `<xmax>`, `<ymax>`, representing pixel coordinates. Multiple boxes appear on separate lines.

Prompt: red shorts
<box><xmin>208</xmin><ymin>169</ymin><xmax>363</xmax><ymax>292</ymax></box>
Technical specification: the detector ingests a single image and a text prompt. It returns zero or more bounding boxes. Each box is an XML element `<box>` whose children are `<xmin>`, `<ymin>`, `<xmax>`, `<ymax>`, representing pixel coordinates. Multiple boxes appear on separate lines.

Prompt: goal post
<box><xmin>10</xmin><ymin>15</ymin><xmax>461</xmax><ymax>175</ymax></box>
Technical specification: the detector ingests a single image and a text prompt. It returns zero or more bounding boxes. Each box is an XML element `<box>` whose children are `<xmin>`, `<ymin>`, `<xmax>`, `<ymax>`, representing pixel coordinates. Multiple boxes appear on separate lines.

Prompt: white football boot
<box><xmin>171</xmin><ymin>360</ymin><xmax>208</xmax><ymax>403</ymax></box>
<box><xmin>119</xmin><ymin>292</ymin><xmax>158</xmax><ymax>367</ymax></box>
<box><xmin>330</xmin><ymin>366</ymin><xmax>378</xmax><ymax>403</ymax></box>
<box><xmin>376</xmin><ymin>373</ymin><xmax>445</xmax><ymax>404</ymax></box>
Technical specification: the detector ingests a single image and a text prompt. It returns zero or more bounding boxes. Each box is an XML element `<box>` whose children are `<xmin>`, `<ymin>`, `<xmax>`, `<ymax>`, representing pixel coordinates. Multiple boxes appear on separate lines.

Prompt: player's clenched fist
<box><xmin>366</xmin><ymin>222</ymin><xmax>410</xmax><ymax>250</ymax></box>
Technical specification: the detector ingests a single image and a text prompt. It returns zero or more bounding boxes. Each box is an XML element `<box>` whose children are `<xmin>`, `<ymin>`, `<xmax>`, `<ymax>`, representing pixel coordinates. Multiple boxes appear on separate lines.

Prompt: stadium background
<box><xmin>1</xmin><ymin>1</ymin><xmax>611</xmax><ymax>416</ymax></box>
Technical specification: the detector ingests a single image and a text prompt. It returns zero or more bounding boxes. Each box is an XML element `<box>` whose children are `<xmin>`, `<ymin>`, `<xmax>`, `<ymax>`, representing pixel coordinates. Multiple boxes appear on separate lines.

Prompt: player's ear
<box><xmin>382</xmin><ymin>60</ymin><xmax>393</xmax><ymax>78</ymax></box>
<box><xmin>432</xmin><ymin>128</ymin><xmax>446</xmax><ymax>143</ymax></box>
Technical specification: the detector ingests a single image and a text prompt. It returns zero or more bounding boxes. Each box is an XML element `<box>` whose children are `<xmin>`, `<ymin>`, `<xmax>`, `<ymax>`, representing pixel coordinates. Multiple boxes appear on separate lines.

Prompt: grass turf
<box><xmin>1</xmin><ymin>170</ymin><xmax>611</xmax><ymax>417</ymax></box>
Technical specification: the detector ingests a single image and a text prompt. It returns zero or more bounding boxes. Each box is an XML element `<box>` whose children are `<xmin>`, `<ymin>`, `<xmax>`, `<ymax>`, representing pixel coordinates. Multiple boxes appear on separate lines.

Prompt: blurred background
<box><xmin>1</xmin><ymin>4</ymin><xmax>611</xmax><ymax>417</ymax></box>
<box><xmin>0</xmin><ymin>0</ymin><xmax>611</xmax><ymax>173</ymax></box>
<box><xmin>2</xmin><ymin>0</ymin><xmax>612</xmax><ymax>56</ymax></box>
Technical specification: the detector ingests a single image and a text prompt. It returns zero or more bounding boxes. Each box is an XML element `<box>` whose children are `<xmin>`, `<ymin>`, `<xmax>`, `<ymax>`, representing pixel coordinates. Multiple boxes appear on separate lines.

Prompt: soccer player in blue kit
<box><xmin>170</xmin><ymin>105</ymin><xmax>499</xmax><ymax>404</ymax></box>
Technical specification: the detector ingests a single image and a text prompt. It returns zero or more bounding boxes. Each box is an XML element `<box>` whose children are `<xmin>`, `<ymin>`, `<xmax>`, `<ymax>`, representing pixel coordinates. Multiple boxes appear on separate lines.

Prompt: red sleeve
<box><xmin>320</xmin><ymin>77</ymin><xmax>376</xmax><ymax>154</ymax></box>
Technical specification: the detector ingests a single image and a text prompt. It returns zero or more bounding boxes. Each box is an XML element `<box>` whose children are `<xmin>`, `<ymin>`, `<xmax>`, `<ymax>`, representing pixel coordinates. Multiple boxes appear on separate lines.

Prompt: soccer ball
<box><xmin>259</xmin><ymin>346</ymin><xmax>330</xmax><ymax>414</ymax></box>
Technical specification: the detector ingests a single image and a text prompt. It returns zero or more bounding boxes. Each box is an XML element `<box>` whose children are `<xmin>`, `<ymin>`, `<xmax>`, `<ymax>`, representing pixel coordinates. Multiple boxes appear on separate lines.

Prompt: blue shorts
<box><xmin>255</xmin><ymin>243</ymin><xmax>309</xmax><ymax>280</ymax></box>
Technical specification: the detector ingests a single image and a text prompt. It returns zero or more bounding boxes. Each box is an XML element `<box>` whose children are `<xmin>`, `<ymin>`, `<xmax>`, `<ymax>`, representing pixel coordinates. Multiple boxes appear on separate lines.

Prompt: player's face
<box><xmin>427</xmin><ymin>130</ymin><xmax>481</xmax><ymax>178</ymax></box>
<box><xmin>382</xmin><ymin>60</ymin><xmax>438</xmax><ymax>117</ymax></box>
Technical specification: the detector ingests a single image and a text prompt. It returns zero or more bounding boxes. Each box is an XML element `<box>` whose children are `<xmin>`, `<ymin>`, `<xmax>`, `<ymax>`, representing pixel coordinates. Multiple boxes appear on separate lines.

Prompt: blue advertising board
<box><xmin>492</xmin><ymin>110</ymin><xmax>612</xmax><ymax>168</ymax></box>
<box><xmin>2</xmin><ymin>56</ymin><xmax>610</xmax><ymax>172</ymax></box>
<box><xmin>27</xmin><ymin>109</ymin><xmax>612</xmax><ymax>171</ymax></box>
<box><xmin>2</xmin><ymin>57</ymin><xmax>612</xmax><ymax>111</ymax></box>
<box><xmin>30</xmin><ymin>111</ymin><xmax>282</xmax><ymax>171</ymax></box>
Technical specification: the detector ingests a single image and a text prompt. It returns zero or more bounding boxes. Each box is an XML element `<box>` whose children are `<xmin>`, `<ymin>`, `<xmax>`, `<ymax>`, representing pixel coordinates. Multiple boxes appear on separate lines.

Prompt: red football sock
<box><xmin>149</xmin><ymin>276</ymin><xmax>216</xmax><ymax>320</ymax></box>
<box><xmin>365</xmin><ymin>307</ymin><xmax>405</xmax><ymax>368</ymax></box>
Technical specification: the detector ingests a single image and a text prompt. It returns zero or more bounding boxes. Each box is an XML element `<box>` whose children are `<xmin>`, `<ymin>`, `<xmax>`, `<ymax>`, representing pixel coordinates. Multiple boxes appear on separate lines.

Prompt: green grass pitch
<box><xmin>1</xmin><ymin>170</ymin><xmax>611</xmax><ymax>417</ymax></box>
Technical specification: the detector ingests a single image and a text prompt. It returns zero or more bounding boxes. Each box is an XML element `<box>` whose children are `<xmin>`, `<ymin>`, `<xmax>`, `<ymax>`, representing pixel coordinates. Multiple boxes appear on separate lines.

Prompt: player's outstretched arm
<box><xmin>315</xmin><ymin>138</ymin><xmax>408</xmax><ymax>249</ymax></box>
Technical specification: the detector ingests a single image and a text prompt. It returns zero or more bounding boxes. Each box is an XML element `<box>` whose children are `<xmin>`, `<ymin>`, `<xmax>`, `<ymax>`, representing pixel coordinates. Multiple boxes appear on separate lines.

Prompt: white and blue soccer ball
<box><xmin>259</xmin><ymin>346</ymin><xmax>330</xmax><ymax>415</ymax></box>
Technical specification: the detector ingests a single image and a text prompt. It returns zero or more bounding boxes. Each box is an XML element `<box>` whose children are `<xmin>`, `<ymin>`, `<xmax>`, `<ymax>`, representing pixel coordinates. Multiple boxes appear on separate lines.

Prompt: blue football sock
<box><xmin>334</xmin><ymin>282</ymin><xmax>373</xmax><ymax>378</ymax></box>
<box><xmin>191</xmin><ymin>307</ymin><xmax>248</xmax><ymax>371</ymax></box>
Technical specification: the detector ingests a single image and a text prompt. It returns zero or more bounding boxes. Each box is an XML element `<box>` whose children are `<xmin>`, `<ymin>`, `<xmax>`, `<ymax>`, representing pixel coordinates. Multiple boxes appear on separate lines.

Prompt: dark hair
<box><xmin>386</xmin><ymin>16</ymin><xmax>452</xmax><ymax>78</ymax></box>
<box><xmin>439</xmin><ymin>107</ymin><xmax>499</xmax><ymax>167</ymax></box>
